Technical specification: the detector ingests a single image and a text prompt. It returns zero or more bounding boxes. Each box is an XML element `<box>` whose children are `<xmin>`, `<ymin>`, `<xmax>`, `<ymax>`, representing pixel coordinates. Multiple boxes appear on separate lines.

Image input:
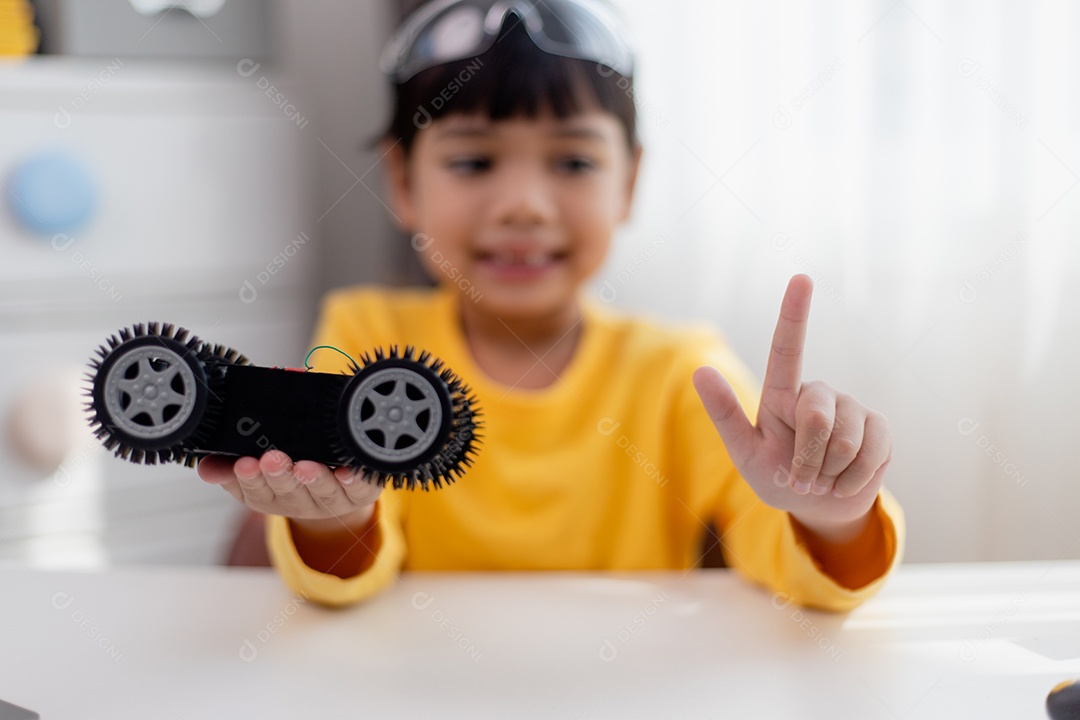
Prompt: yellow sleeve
<box><xmin>718</xmin><ymin>484</ymin><xmax>904</xmax><ymax>612</ymax></box>
<box><xmin>264</xmin><ymin>290</ymin><xmax>410</xmax><ymax>606</ymax></box>
<box><xmin>681</xmin><ymin>330</ymin><xmax>905</xmax><ymax>611</ymax></box>
<box><xmin>265</xmin><ymin>496</ymin><xmax>408</xmax><ymax>607</ymax></box>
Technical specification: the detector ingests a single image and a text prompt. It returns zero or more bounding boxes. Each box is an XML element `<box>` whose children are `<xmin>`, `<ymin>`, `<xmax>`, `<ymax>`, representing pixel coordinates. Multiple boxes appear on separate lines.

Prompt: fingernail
<box><xmin>811</xmin><ymin>483</ymin><xmax>830</xmax><ymax>495</ymax></box>
<box><xmin>791</xmin><ymin>480</ymin><xmax>811</xmax><ymax>494</ymax></box>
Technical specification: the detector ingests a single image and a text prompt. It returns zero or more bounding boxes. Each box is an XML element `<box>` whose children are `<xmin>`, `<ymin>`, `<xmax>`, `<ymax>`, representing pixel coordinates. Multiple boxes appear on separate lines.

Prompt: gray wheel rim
<box><xmin>346</xmin><ymin>366</ymin><xmax>443</xmax><ymax>464</ymax></box>
<box><xmin>102</xmin><ymin>345</ymin><xmax>199</xmax><ymax>441</ymax></box>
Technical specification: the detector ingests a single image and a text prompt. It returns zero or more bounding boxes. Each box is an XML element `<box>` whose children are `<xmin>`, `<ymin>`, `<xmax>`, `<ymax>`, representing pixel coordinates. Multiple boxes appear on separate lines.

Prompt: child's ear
<box><xmin>618</xmin><ymin>144</ymin><xmax>644</xmax><ymax>223</ymax></box>
<box><xmin>382</xmin><ymin>140</ymin><xmax>417</xmax><ymax>231</ymax></box>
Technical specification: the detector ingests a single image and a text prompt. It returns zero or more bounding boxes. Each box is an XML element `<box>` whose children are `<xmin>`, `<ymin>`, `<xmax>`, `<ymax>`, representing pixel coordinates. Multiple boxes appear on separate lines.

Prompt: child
<box><xmin>199</xmin><ymin>0</ymin><xmax>903</xmax><ymax>610</ymax></box>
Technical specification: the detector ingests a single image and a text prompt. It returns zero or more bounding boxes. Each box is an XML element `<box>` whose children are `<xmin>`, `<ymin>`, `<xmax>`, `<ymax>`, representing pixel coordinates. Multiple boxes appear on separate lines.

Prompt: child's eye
<box><xmin>556</xmin><ymin>156</ymin><xmax>597</xmax><ymax>174</ymax></box>
<box><xmin>447</xmin><ymin>157</ymin><xmax>492</xmax><ymax>175</ymax></box>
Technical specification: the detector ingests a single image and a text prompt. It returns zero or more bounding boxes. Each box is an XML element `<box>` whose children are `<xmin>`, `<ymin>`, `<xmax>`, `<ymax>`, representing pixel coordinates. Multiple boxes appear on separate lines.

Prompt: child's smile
<box><xmin>472</xmin><ymin>244</ymin><xmax>570</xmax><ymax>283</ymax></box>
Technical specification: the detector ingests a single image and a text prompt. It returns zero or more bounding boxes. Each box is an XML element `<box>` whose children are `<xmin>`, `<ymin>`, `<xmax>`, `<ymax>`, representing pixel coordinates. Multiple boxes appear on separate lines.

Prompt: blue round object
<box><xmin>7</xmin><ymin>152</ymin><xmax>98</xmax><ymax>236</ymax></box>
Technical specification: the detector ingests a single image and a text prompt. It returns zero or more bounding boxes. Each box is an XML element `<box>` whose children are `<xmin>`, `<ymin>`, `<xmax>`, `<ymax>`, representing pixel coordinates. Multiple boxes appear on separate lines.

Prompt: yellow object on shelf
<box><xmin>0</xmin><ymin>0</ymin><xmax>39</xmax><ymax>56</ymax></box>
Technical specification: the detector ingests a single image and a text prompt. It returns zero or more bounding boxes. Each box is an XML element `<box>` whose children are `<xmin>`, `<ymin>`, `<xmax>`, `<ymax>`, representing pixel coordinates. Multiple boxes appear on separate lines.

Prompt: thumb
<box><xmin>692</xmin><ymin>366</ymin><xmax>756</xmax><ymax>467</ymax></box>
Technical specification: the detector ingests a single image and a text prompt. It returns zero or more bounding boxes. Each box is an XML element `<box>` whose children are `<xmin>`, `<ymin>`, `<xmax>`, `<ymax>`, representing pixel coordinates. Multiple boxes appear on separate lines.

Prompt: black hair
<box><xmin>381</xmin><ymin>17</ymin><xmax>638</xmax><ymax>155</ymax></box>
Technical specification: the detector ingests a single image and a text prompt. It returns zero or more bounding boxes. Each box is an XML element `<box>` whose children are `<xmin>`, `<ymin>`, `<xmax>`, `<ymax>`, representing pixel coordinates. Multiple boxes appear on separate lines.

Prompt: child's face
<box><xmin>386</xmin><ymin>108</ymin><xmax>641</xmax><ymax>320</ymax></box>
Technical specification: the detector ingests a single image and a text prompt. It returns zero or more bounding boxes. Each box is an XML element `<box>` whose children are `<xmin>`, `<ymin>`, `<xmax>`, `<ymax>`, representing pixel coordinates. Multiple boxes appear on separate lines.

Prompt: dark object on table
<box><xmin>0</xmin><ymin>698</ymin><xmax>38</xmax><ymax>720</ymax></box>
<box><xmin>86</xmin><ymin>322</ymin><xmax>481</xmax><ymax>490</ymax></box>
<box><xmin>1048</xmin><ymin>679</ymin><xmax>1080</xmax><ymax>720</ymax></box>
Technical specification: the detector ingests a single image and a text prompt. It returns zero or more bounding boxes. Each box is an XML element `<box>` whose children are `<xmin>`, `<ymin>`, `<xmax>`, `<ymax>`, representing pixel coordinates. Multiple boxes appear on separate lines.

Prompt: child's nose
<box><xmin>491</xmin><ymin>163</ymin><xmax>557</xmax><ymax>227</ymax></box>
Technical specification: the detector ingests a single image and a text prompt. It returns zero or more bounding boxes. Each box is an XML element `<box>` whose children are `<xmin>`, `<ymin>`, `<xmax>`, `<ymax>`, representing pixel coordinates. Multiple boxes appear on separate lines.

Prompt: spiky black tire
<box><xmin>86</xmin><ymin>323</ymin><xmax>247</xmax><ymax>467</ymax></box>
<box><xmin>335</xmin><ymin>346</ymin><xmax>481</xmax><ymax>491</ymax></box>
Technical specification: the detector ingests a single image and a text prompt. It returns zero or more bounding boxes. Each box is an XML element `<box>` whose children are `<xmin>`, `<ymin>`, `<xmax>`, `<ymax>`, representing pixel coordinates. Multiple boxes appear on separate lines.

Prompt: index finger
<box><xmin>762</xmin><ymin>274</ymin><xmax>814</xmax><ymax>397</ymax></box>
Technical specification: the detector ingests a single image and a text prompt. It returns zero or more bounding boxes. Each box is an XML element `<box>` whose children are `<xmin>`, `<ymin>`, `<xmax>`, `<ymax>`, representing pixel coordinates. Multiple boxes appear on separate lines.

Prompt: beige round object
<box><xmin>6</xmin><ymin>368</ymin><xmax>92</xmax><ymax>473</ymax></box>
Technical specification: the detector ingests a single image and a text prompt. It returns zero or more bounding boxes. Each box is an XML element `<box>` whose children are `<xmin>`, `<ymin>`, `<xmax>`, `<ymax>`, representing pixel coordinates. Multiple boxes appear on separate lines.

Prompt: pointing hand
<box><xmin>692</xmin><ymin>275</ymin><xmax>891</xmax><ymax>533</ymax></box>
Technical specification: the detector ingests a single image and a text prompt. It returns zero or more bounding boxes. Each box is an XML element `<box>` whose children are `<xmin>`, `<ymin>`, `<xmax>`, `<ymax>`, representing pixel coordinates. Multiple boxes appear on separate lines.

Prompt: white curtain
<box><xmin>596</xmin><ymin>0</ymin><xmax>1080</xmax><ymax>563</ymax></box>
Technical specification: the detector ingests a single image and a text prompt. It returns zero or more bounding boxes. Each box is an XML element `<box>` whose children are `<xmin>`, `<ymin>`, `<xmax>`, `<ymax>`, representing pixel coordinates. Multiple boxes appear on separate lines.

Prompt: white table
<box><xmin>1</xmin><ymin>562</ymin><xmax>1078</xmax><ymax>719</ymax></box>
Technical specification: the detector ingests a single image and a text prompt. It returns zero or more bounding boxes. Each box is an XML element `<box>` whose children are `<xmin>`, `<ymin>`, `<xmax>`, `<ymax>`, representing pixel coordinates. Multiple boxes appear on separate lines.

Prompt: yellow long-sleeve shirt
<box><xmin>267</xmin><ymin>286</ymin><xmax>904</xmax><ymax>609</ymax></box>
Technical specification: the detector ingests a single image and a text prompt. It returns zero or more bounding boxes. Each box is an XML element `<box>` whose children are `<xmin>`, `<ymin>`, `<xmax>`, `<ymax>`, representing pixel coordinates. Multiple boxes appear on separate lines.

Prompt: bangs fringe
<box><xmin>385</xmin><ymin>19</ymin><xmax>637</xmax><ymax>153</ymax></box>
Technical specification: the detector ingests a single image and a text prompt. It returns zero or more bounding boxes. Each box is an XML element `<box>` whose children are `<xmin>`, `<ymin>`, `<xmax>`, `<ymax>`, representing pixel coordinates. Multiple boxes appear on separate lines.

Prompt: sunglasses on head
<box><xmin>380</xmin><ymin>0</ymin><xmax>635</xmax><ymax>83</ymax></box>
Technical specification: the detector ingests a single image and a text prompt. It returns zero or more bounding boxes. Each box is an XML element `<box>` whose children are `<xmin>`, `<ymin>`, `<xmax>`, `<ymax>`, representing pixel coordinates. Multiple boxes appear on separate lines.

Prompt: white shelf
<box><xmin>0</xmin><ymin>56</ymin><xmax>314</xmax><ymax>568</ymax></box>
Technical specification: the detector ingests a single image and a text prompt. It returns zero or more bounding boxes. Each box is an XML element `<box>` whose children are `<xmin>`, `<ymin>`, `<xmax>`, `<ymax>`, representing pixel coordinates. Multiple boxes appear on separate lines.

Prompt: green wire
<box><xmin>304</xmin><ymin>344</ymin><xmax>356</xmax><ymax>370</ymax></box>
